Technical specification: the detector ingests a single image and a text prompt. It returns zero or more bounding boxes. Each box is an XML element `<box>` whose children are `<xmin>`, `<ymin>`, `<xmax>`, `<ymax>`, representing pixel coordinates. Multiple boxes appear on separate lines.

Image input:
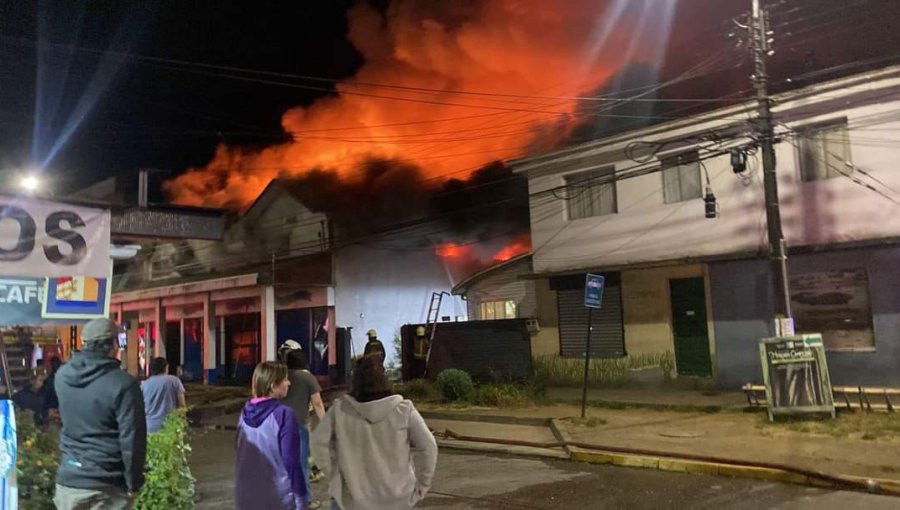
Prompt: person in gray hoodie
<box><xmin>312</xmin><ymin>355</ymin><xmax>437</xmax><ymax>510</ymax></box>
<box><xmin>54</xmin><ymin>318</ymin><xmax>147</xmax><ymax>510</ymax></box>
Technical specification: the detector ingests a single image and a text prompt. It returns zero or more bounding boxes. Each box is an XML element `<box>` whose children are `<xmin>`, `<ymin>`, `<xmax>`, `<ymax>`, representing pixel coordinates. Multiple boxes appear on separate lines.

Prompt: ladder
<box><xmin>424</xmin><ymin>292</ymin><xmax>449</xmax><ymax>374</ymax></box>
<box><xmin>0</xmin><ymin>330</ymin><xmax>31</xmax><ymax>398</ymax></box>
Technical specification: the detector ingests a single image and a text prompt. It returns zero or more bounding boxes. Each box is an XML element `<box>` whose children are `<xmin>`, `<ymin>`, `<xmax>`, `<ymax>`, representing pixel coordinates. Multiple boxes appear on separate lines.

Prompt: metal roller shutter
<box><xmin>558</xmin><ymin>285</ymin><xmax>625</xmax><ymax>358</ymax></box>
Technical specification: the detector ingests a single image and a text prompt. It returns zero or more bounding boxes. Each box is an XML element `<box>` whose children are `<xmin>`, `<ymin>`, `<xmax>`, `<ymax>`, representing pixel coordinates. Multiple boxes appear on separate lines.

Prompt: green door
<box><xmin>669</xmin><ymin>277</ymin><xmax>712</xmax><ymax>377</ymax></box>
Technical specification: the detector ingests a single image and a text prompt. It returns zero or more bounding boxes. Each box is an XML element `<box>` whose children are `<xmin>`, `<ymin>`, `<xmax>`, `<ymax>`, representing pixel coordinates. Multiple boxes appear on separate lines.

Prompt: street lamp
<box><xmin>19</xmin><ymin>174</ymin><xmax>41</xmax><ymax>193</ymax></box>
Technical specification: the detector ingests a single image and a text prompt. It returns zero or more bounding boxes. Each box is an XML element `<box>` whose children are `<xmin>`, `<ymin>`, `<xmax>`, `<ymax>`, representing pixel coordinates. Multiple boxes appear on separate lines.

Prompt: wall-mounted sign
<box><xmin>0</xmin><ymin>195</ymin><xmax>110</xmax><ymax>278</ymax></box>
<box><xmin>0</xmin><ymin>277</ymin><xmax>45</xmax><ymax>326</ymax></box>
<box><xmin>789</xmin><ymin>269</ymin><xmax>873</xmax><ymax>350</ymax></box>
<box><xmin>42</xmin><ymin>275</ymin><xmax>111</xmax><ymax>320</ymax></box>
<box><xmin>759</xmin><ymin>334</ymin><xmax>835</xmax><ymax>421</ymax></box>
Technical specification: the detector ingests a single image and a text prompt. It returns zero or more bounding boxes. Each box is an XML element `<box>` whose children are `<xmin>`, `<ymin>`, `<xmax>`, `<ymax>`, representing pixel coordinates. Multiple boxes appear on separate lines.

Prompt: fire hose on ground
<box><xmin>431</xmin><ymin>428</ymin><xmax>900</xmax><ymax>498</ymax></box>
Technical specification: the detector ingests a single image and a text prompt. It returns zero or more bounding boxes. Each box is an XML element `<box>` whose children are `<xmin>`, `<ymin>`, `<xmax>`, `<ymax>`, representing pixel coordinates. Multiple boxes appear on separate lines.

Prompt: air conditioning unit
<box><xmin>525</xmin><ymin>319</ymin><xmax>540</xmax><ymax>336</ymax></box>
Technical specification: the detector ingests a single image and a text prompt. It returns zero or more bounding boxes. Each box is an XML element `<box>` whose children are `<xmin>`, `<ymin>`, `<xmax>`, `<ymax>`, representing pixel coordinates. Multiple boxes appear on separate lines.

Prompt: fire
<box><xmin>435</xmin><ymin>242</ymin><xmax>470</xmax><ymax>258</ymax></box>
<box><xmin>165</xmin><ymin>1</ymin><xmax>652</xmax><ymax>208</ymax></box>
<box><xmin>492</xmin><ymin>235</ymin><xmax>532</xmax><ymax>262</ymax></box>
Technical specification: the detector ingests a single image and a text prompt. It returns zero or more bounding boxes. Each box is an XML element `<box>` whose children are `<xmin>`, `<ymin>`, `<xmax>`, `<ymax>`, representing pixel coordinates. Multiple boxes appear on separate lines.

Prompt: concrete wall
<box><xmin>334</xmin><ymin>244</ymin><xmax>467</xmax><ymax>364</ymax></box>
<box><xmin>710</xmin><ymin>247</ymin><xmax>900</xmax><ymax>388</ymax></box>
<box><xmin>708</xmin><ymin>259</ymin><xmax>776</xmax><ymax>389</ymax></box>
<box><xmin>621</xmin><ymin>264</ymin><xmax>707</xmax><ymax>357</ymax></box>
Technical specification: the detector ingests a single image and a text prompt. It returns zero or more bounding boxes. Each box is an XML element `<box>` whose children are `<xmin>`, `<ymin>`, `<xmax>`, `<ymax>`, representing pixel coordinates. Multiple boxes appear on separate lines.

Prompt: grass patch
<box><xmin>533</xmin><ymin>352</ymin><xmax>675</xmax><ymax>387</ymax></box>
<box><xmin>584</xmin><ymin>400</ymin><xmax>721</xmax><ymax>414</ymax></box>
<box><xmin>761</xmin><ymin>411</ymin><xmax>900</xmax><ymax>441</ymax></box>
<box><xmin>397</xmin><ymin>379</ymin><xmax>441</xmax><ymax>402</ymax></box>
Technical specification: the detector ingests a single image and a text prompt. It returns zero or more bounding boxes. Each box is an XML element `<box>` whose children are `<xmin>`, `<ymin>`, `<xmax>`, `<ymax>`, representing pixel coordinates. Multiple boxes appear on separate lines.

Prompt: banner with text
<box><xmin>0</xmin><ymin>195</ymin><xmax>110</xmax><ymax>278</ymax></box>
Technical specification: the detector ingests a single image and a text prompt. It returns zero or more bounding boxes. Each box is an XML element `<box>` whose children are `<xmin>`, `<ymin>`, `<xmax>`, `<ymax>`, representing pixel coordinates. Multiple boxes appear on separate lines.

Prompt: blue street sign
<box><xmin>584</xmin><ymin>273</ymin><xmax>605</xmax><ymax>309</ymax></box>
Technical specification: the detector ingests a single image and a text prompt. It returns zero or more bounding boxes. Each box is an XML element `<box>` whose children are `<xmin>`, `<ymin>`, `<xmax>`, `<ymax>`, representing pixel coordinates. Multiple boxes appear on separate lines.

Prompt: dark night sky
<box><xmin>1</xmin><ymin>0</ymin><xmax>898</xmax><ymax>200</ymax></box>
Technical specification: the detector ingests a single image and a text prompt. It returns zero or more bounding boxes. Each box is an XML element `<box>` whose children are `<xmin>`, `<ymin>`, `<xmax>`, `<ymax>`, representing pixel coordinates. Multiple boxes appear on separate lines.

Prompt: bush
<box><xmin>400</xmin><ymin>379</ymin><xmax>439</xmax><ymax>401</ymax></box>
<box><xmin>470</xmin><ymin>384</ymin><xmax>528</xmax><ymax>407</ymax></box>
<box><xmin>135</xmin><ymin>409</ymin><xmax>195</xmax><ymax>510</ymax></box>
<box><xmin>436</xmin><ymin>369</ymin><xmax>474</xmax><ymax>401</ymax></box>
<box><xmin>17</xmin><ymin>410</ymin><xmax>59</xmax><ymax>509</ymax></box>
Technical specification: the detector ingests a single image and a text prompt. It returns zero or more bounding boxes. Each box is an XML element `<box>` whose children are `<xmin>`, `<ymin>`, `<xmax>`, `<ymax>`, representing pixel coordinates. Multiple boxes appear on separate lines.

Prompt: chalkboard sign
<box><xmin>759</xmin><ymin>334</ymin><xmax>835</xmax><ymax>421</ymax></box>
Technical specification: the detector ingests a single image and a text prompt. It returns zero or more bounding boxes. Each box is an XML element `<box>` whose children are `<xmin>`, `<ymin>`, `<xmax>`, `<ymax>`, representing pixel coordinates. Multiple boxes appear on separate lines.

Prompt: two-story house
<box><xmin>512</xmin><ymin>65</ymin><xmax>900</xmax><ymax>389</ymax></box>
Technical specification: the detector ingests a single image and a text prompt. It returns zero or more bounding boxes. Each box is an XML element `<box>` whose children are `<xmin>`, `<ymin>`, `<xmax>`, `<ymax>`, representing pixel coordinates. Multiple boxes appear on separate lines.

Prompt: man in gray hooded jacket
<box><xmin>54</xmin><ymin>318</ymin><xmax>147</xmax><ymax>509</ymax></box>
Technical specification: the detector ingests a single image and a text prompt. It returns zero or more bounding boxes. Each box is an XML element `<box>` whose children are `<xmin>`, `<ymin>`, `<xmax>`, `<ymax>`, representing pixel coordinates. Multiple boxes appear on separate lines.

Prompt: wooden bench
<box><xmin>742</xmin><ymin>383</ymin><xmax>900</xmax><ymax>411</ymax></box>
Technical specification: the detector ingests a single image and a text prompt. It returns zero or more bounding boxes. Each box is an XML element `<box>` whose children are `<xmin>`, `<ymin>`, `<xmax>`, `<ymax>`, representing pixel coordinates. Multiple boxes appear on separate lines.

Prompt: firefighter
<box><xmin>362</xmin><ymin>329</ymin><xmax>386</xmax><ymax>365</ymax></box>
<box><xmin>413</xmin><ymin>326</ymin><xmax>428</xmax><ymax>360</ymax></box>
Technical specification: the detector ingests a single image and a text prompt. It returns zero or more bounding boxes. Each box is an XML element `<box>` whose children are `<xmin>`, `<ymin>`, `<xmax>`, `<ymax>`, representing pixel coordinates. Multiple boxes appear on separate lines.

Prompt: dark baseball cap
<box><xmin>82</xmin><ymin>318</ymin><xmax>119</xmax><ymax>350</ymax></box>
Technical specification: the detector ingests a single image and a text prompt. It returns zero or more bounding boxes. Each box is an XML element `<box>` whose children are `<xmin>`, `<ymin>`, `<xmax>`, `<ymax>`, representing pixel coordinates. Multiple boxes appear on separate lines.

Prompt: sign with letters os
<box><xmin>0</xmin><ymin>195</ymin><xmax>110</xmax><ymax>278</ymax></box>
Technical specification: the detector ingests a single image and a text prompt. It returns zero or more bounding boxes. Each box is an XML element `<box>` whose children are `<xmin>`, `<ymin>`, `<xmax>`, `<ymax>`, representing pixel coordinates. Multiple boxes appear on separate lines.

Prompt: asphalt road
<box><xmin>190</xmin><ymin>429</ymin><xmax>898</xmax><ymax>509</ymax></box>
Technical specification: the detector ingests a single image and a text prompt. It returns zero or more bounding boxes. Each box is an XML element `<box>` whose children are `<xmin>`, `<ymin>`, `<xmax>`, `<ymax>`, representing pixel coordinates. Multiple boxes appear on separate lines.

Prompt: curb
<box><xmin>549</xmin><ymin>398</ymin><xmax>749</xmax><ymax>414</ymax></box>
<box><xmin>568</xmin><ymin>447</ymin><xmax>809</xmax><ymax>486</ymax></box>
<box><xmin>420</xmin><ymin>411</ymin><xmax>551</xmax><ymax>427</ymax></box>
<box><xmin>436</xmin><ymin>438</ymin><xmax>569</xmax><ymax>460</ymax></box>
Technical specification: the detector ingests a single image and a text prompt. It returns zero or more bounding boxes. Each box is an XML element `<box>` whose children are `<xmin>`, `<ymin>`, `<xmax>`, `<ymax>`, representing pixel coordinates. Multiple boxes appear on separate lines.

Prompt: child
<box><xmin>234</xmin><ymin>361</ymin><xmax>307</xmax><ymax>510</ymax></box>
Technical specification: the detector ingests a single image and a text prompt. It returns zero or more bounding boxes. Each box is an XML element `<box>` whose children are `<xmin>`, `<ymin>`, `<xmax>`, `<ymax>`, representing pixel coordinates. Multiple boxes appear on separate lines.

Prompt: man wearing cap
<box><xmin>363</xmin><ymin>329</ymin><xmax>386</xmax><ymax>365</ymax></box>
<box><xmin>54</xmin><ymin>318</ymin><xmax>147</xmax><ymax>509</ymax></box>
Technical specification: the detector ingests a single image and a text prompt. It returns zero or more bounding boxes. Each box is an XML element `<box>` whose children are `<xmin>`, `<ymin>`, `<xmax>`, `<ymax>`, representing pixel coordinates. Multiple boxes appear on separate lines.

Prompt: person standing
<box><xmin>43</xmin><ymin>356</ymin><xmax>62</xmax><ymax>423</ymax></box>
<box><xmin>281</xmin><ymin>347</ymin><xmax>326</xmax><ymax>509</ymax></box>
<box><xmin>12</xmin><ymin>370</ymin><xmax>47</xmax><ymax>425</ymax></box>
<box><xmin>142</xmin><ymin>357</ymin><xmax>187</xmax><ymax>434</ymax></box>
<box><xmin>312</xmin><ymin>355</ymin><xmax>437</xmax><ymax>510</ymax></box>
<box><xmin>54</xmin><ymin>318</ymin><xmax>147</xmax><ymax>510</ymax></box>
<box><xmin>362</xmin><ymin>329</ymin><xmax>386</xmax><ymax>365</ymax></box>
<box><xmin>235</xmin><ymin>361</ymin><xmax>306</xmax><ymax>510</ymax></box>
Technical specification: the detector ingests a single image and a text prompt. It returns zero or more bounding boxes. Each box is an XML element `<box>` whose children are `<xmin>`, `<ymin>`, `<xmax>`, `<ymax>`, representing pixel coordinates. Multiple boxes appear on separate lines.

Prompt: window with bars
<box><xmin>479</xmin><ymin>300</ymin><xmax>517</xmax><ymax>320</ymax></box>
<box><xmin>564</xmin><ymin>167</ymin><xmax>617</xmax><ymax>220</ymax></box>
<box><xmin>797</xmin><ymin>120</ymin><xmax>852</xmax><ymax>182</ymax></box>
<box><xmin>661</xmin><ymin>151</ymin><xmax>702</xmax><ymax>204</ymax></box>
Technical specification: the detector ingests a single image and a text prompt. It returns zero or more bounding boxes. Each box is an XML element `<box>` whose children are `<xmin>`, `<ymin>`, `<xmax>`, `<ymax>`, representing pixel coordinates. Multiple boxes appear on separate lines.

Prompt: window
<box><xmin>564</xmin><ymin>167</ymin><xmax>617</xmax><ymax>220</ymax></box>
<box><xmin>661</xmin><ymin>151</ymin><xmax>702</xmax><ymax>204</ymax></box>
<box><xmin>797</xmin><ymin>120</ymin><xmax>852</xmax><ymax>182</ymax></box>
<box><xmin>479</xmin><ymin>300</ymin><xmax>517</xmax><ymax>320</ymax></box>
<box><xmin>789</xmin><ymin>268</ymin><xmax>874</xmax><ymax>351</ymax></box>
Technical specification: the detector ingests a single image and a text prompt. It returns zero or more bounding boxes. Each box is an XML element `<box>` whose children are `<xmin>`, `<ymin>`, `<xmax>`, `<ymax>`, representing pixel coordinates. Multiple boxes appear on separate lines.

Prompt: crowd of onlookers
<box><xmin>10</xmin><ymin>318</ymin><xmax>436</xmax><ymax>510</ymax></box>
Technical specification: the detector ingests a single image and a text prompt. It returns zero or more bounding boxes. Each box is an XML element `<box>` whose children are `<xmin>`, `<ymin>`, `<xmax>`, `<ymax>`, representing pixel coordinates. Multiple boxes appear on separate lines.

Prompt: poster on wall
<box><xmin>759</xmin><ymin>334</ymin><xmax>835</xmax><ymax>421</ymax></box>
<box><xmin>789</xmin><ymin>268</ymin><xmax>874</xmax><ymax>351</ymax></box>
<box><xmin>41</xmin><ymin>275</ymin><xmax>111</xmax><ymax>320</ymax></box>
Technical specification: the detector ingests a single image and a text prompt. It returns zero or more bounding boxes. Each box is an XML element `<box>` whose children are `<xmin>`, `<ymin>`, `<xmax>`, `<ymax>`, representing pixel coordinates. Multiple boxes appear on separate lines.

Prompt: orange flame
<box><xmin>165</xmin><ymin>1</ymin><xmax>645</xmax><ymax>208</ymax></box>
<box><xmin>492</xmin><ymin>235</ymin><xmax>532</xmax><ymax>262</ymax></box>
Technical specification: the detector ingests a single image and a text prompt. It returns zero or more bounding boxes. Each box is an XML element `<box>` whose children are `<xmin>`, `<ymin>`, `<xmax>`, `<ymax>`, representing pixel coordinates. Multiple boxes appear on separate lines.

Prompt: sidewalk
<box><xmin>546</xmin><ymin>387</ymin><xmax>746</xmax><ymax>411</ymax></box>
<box><xmin>420</xmin><ymin>399</ymin><xmax>900</xmax><ymax>493</ymax></box>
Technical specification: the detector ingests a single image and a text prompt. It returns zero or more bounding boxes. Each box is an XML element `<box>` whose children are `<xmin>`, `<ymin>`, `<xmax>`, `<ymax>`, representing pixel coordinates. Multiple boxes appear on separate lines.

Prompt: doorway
<box><xmin>165</xmin><ymin>321</ymin><xmax>181</xmax><ymax>375</ymax></box>
<box><xmin>669</xmin><ymin>277</ymin><xmax>712</xmax><ymax>377</ymax></box>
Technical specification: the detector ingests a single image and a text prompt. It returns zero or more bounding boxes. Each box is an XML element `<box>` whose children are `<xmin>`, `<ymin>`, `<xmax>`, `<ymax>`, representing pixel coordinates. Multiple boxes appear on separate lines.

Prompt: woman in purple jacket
<box><xmin>235</xmin><ymin>361</ymin><xmax>307</xmax><ymax>509</ymax></box>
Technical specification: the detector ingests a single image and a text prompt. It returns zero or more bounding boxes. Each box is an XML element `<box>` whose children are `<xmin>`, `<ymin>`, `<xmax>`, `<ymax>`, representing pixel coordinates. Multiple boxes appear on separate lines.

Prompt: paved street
<box><xmin>190</xmin><ymin>429</ymin><xmax>899</xmax><ymax>509</ymax></box>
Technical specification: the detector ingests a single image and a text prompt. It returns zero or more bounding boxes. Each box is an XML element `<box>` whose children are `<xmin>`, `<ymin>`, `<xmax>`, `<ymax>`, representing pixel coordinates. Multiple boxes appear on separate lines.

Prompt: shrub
<box><xmin>470</xmin><ymin>384</ymin><xmax>528</xmax><ymax>407</ymax></box>
<box><xmin>400</xmin><ymin>379</ymin><xmax>439</xmax><ymax>401</ymax></box>
<box><xmin>436</xmin><ymin>369</ymin><xmax>474</xmax><ymax>401</ymax></box>
<box><xmin>135</xmin><ymin>409</ymin><xmax>195</xmax><ymax>510</ymax></box>
<box><xmin>17</xmin><ymin>411</ymin><xmax>58</xmax><ymax>509</ymax></box>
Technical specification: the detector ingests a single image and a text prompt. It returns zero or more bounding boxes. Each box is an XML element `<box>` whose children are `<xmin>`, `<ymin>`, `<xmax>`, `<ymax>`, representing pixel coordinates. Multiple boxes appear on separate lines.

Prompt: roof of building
<box><xmin>451</xmin><ymin>252</ymin><xmax>532</xmax><ymax>295</ymax></box>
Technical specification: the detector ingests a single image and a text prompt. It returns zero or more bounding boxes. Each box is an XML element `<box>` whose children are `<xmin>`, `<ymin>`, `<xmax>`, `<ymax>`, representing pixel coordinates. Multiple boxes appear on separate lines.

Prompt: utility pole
<box><xmin>750</xmin><ymin>0</ymin><xmax>792</xmax><ymax>320</ymax></box>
